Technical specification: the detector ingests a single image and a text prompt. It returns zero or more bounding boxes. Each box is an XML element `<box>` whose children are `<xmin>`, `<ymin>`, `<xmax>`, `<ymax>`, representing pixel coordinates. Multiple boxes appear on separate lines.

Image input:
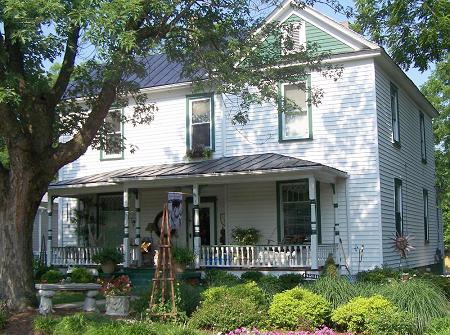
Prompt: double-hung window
<box><xmin>419</xmin><ymin>112</ymin><xmax>427</xmax><ymax>163</ymax></box>
<box><xmin>187</xmin><ymin>95</ymin><xmax>214</xmax><ymax>150</ymax></box>
<box><xmin>390</xmin><ymin>83</ymin><xmax>400</xmax><ymax>144</ymax></box>
<box><xmin>279</xmin><ymin>180</ymin><xmax>311</xmax><ymax>242</ymax></box>
<box><xmin>101</xmin><ymin>109</ymin><xmax>123</xmax><ymax>160</ymax></box>
<box><xmin>280</xmin><ymin>81</ymin><xmax>311</xmax><ymax>141</ymax></box>
<box><xmin>394</xmin><ymin>178</ymin><xmax>403</xmax><ymax>236</ymax></box>
<box><xmin>423</xmin><ymin>189</ymin><xmax>429</xmax><ymax>242</ymax></box>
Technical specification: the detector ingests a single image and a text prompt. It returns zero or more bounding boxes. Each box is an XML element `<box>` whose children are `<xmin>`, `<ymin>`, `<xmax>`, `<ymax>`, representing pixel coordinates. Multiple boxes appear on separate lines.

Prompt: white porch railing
<box><xmin>50</xmin><ymin>246</ymin><xmax>140</xmax><ymax>266</ymax></box>
<box><xmin>201</xmin><ymin>244</ymin><xmax>338</xmax><ymax>268</ymax></box>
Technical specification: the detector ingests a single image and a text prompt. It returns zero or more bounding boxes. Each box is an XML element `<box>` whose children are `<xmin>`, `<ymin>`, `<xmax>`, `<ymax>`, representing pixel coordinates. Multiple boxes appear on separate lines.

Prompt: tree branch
<box><xmin>52</xmin><ymin>76</ymin><xmax>121</xmax><ymax>169</ymax></box>
<box><xmin>47</xmin><ymin>25</ymin><xmax>81</xmax><ymax>110</ymax></box>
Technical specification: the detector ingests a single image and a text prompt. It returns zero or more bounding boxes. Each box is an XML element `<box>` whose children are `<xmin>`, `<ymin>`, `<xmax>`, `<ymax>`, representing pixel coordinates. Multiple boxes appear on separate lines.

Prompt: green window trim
<box><xmin>185</xmin><ymin>93</ymin><xmax>215</xmax><ymax>151</ymax></box>
<box><xmin>394</xmin><ymin>178</ymin><xmax>403</xmax><ymax>236</ymax></box>
<box><xmin>278</xmin><ymin>75</ymin><xmax>313</xmax><ymax>142</ymax></box>
<box><xmin>423</xmin><ymin>189</ymin><xmax>429</xmax><ymax>242</ymax></box>
<box><xmin>419</xmin><ymin>112</ymin><xmax>427</xmax><ymax>164</ymax></box>
<box><xmin>390</xmin><ymin>83</ymin><xmax>401</xmax><ymax>146</ymax></box>
<box><xmin>100</xmin><ymin>108</ymin><xmax>125</xmax><ymax>161</ymax></box>
<box><xmin>276</xmin><ymin>179</ymin><xmax>321</xmax><ymax>244</ymax></box>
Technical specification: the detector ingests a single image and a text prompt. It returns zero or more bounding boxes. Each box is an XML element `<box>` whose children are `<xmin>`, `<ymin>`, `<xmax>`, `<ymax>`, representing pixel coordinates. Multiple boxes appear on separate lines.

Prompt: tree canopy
<box><xmin>421</xmin><ymin>57</ymin><xmax>450</xmax><ymax>250</ymax></box>
<box><xmin>353</xmin><ymin>0</ymin><xmax>450</xmax><ymax>71</ymax></box>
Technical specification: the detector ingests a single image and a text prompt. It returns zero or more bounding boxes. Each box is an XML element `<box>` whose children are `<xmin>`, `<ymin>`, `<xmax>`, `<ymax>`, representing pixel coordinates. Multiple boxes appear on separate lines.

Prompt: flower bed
<box><xmin>225</xmin><ymin>326</ymin><xmax>353</xmax><ymax>335</ymax></box>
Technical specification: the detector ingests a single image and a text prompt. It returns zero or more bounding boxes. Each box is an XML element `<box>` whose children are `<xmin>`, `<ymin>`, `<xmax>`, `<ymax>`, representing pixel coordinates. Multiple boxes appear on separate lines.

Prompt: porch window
<box><xmin>423</xmin><ymin>189</ymin><xmax>429</xmax><ymax>242</ymax></box>
<box><xmin>187</xmin><ymin>95</ymin><xmax>214</xmax><ymax>150</ymax></box>
<box><xmin>391</xmin><ymin>83</ymin><xmax>400</xmax><ymax>145</ymax></box>
<box><xmin>394</xmin><ymin>178</ymin><xmax>403</xmax><ymax>236</ymax></box>
<box><xmin>101</xmin><ymin>109</ymin><xmax>123</xmax><ymax>160</ymax></box>
<box><xmin>279</xmin><ymin>181</ymin><xmax>311</xmax><ymax>243</ymax></box>
<box><xmin>280</xmin><ymin>81</ymin><xmax>311</xmax><ymax>141</ymax></box>
<box><xmin>420</xmin><ymin>112</ymin><xmax>427</xmax><ymax>163</ymax></box>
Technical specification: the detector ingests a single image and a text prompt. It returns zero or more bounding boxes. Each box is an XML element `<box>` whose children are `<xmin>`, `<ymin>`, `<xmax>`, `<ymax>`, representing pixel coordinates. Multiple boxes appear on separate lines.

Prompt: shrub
<box><xmin>321</xmin><ymin>254</ymin><xmax>339</xmax><ymax>278</ymax></box>
<box><xmin>33</xmin><ymin>260</ymin><xmax>55</xmax><ymax>281</ymax></box>
<box><xmin>268</xmin><ymin>287</ymin><xmax>331</xmax><ymax>330</ymax></box>
<box><xmin>310</xmin><ymin>276</ymin><xmax>358</xmax><ymax>309</ymax></box>
<box><xmin>241</xmin><ymin>271</ymin><xmax>264</xmax><ymax>282</ymax></box>
<box><xmin>178</xmin><ymin>283</ymin><xmax>204</xmax><ymax>316</ymax></box>
<box><xmin>278</xmin><ymin>273</ymin><xmax>304</xmax><ymax>291</ymax></box>
<box><xmin>33</xmin><ymin>315</ymin><xmax>59</xmax><ymax>334</ymax></box>
<box><xmin>41</xmin><ymin>269</ymin><xmax>64</xmax><ymax>284</ymax></box>
<box><xmin>356</xmin><ymin>267</ymin><xmax>401</xmax><ymax>283</ymax></box>
<box><xmin>69</xmin><ymin>267</ymin><xmax>94</xmax><ymax>283</ymax></box>
<box><xmin>425</xmin><ymin>317</ymin><xmax>450</xmax><ymax>335</ymax></box>
<box><xmin>378</xmin><ymin>279</ymin><xmax>450</xmax><ymax>334</ymax></box>
<box><xmin>331</xmin><ymin>295</ymin><xmax>412</xmax><ymax>335</ymax></box>
<box><xmin>257</xmin><ymin>275</ymin><xmax>283</xmax><ymax>299</ymax></box>
<box><xmin>189</xmin><ymin>282</ymin><xmax>267</xmax><ymax>332</ymax></box>
<box><xmin>203</xmin><ymin>269</ymin><xmax>241</xmax><ymax>287</ymax></box>
<box><xmin>0</xmin><ymin>300</ymin><xmax>7</xmax><ymax>331</ymax></box>
<box><xmin>172</xmin><ymin>246</ymin><xmax>195</xmax><ymax>267</ymax></box>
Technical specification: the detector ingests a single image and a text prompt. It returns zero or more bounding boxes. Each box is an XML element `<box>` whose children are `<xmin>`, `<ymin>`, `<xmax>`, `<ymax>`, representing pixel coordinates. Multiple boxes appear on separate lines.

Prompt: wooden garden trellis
<box><xmin>149</xmin><ymin>203</ymin><xmax>177</xmax><ymax>317</ymax></box>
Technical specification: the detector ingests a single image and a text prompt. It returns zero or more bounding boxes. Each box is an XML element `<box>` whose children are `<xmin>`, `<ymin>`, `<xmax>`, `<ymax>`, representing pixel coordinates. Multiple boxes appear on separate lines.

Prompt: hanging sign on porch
<box><xmin>168</xmin><ymin>192</ymin><xmax>183</xmax><ymax>230</ymax></box>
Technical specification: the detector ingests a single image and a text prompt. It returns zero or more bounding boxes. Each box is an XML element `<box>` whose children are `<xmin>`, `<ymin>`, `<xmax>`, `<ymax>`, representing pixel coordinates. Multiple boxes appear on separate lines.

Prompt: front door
<box><xmin>187</xmin><ymin>201</ymin><xmax>216</xmax><ymax>248</ymax></box>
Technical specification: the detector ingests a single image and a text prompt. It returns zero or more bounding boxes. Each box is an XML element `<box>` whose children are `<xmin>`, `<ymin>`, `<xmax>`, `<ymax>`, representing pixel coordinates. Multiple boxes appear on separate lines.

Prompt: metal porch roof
<box><xmin>50</xmin><ymin>153</ymin><xmax>346</xmax><ymax>189</ymax></box>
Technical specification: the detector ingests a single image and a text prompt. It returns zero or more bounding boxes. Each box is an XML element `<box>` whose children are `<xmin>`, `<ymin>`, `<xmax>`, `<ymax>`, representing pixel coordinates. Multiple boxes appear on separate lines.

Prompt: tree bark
<box><xmin>0</xmin><ymin>158</ymin><xmax>52</xmax><ymax>310</ymax></box>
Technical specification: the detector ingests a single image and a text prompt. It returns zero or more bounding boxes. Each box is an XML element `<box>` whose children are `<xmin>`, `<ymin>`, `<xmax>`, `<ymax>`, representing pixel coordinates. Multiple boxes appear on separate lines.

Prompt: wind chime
<box><xmin>149</xmin><ymin>193</ymin><xmax>182</xmax><ymax>317</ymax></box>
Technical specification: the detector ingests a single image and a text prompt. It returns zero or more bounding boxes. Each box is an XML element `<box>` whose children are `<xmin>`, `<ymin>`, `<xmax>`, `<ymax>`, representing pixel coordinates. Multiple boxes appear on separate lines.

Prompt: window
<box><xmin>279</xmin><ymin>181</ymin><xmax>311</xmax><ymax>243</ymax></box>
<box><xmin>420</xmin><ymin>112</ymin><xmax>427</xmax><ymax>163</ymax></box>
<box><xmin>280</xmin><ymin>81</ymin><xmax>311</xmax><ymax>141</ymax></box>
<box><xmin>187</xmin><ymin>95</ymin><xmax>214</xmax><ymax>150</ymax></box>
<box><xmin>394</xmin><ymin>178</ymin><xmax>403</xmax><ymax>236</ymax></box>
<box><xmin>100</xmin><ymin>109</ymin><xmax>123</xmax><ymax>160</ymax></box>
<box><xmin>390</xmin><ymin>84</ymin><xmax>400</xmax><ymax>144</ymax></box>
<box><xmin>423</xmin><ymin>189</ymin><xmax>429</xmax><ymax>242</ymax></box>
<box><xmin>281</xmin><ymin>22</ymin><xmax>306</xmax><ymax>54</ymax></box>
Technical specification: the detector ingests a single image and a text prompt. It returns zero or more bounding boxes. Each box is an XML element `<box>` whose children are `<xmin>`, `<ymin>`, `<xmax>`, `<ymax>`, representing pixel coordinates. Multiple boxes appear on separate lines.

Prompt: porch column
<box><xmin>309</xmin><ymin>177</ymin><xmax>318</xmax><ymax>270</ymax></box>
<box><xmin>193</xmin><ymin>184</ymin><xmax>201</xmax><ymax>269</ymax></box>
<box><xmin>332</xmin><ymin>183</ymin><xmax>340</xmax><ymax>264</ymax></box>
<box><xmin>123</xmin><ymin>188</ymin><xmax>130</xmax><ymax>268</ymax></box>
<box><xmin>133</xmin><ymin>190</ymin><xmax>142</xmax><ymax>267</ymax></box>
<box><xmin>46</xmin><ymin>196</ymin><xmax>53</xmax><ymax>267</ymax></box>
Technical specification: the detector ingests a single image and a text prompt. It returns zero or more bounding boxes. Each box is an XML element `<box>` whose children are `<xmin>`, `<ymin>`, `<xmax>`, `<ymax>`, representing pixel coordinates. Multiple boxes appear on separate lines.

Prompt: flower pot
<box><xmin>105</xmin><ymin>295</ymin><xmax>130</xmax><ymax>316</ymax></box>
<box><xmin>101</xmin><ymin>261</ymin><xmax>115</xmax><ymax>274</ymax></box>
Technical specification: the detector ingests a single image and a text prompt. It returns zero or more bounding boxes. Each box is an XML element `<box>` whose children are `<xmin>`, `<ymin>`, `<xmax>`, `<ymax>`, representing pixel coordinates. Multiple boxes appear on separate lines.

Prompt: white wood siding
<box><xmin>375</xmin><ymin>64</ymin><xmax>439</xmax><ymax>268</ymax></box>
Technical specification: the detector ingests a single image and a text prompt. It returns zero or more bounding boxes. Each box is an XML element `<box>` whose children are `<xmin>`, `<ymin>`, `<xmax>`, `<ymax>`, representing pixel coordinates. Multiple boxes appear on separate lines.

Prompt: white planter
<box><xmin>105</xmin><ymin>295</ymin><xmax>130</xmax><ymax>316</ymax></box>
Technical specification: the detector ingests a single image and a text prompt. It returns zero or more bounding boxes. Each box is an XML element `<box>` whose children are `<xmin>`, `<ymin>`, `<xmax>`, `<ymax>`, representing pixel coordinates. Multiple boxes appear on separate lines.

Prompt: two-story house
<box><xmin>44</xmin><ymin>2</ymin><xmax>443</xmax><ymax>275</ymax></box>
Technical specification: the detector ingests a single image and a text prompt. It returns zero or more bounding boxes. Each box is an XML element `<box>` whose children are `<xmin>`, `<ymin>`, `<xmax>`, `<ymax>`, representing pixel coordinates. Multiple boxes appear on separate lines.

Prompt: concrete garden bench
<box><xmin>35</xmin><ymin>283</ymin><xmax>102</xmax><ymax>315</ymax></box>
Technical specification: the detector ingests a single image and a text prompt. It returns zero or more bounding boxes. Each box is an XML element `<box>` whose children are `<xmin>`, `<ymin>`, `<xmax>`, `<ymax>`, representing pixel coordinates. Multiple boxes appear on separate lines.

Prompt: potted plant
<box><xmin>185</xmin><ymin>144</ymin><xmax>212</xmax><ymax>160</ymax></box>
<box><xmin>231</xmin><ymin>227</ymin><xmax>260</xmax><ymax>245</ymax></box>
<box><xmin>171</xmin><ymin>246</ymin><xmax>195</xmax><ymax>273</ymax></box>
<box><xmin>100</xmin><ymin>275</ymin><xmax>132</xmax><ymax>316</ymax></box>
<box><xmin>92</xmin><ymin>247</ymin><xmax>124</xmax><ymax>274</ymax></box>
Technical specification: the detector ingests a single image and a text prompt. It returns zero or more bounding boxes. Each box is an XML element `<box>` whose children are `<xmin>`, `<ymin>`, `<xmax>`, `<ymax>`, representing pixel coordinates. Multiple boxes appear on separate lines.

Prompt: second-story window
<box><xmin>101</xmin><ymin>109</ymin><xmax>123</xmax><ymax>160</ymax></box>
<box><xmin>394</xmin><ymin>178</ymin><xmax>403</xmax><ymax>236</ymax></box>
<box><xmin>390</xmin><ymin>83</ymin><xmax>400</xmax><ymax>145</ymax></box>
<box><xmin>420</xmin><ymin>112</ymin><xmax>427</xmax><ymax>163</ymax></box>
<box><xmin>187</xmin><ymin>95</ymin><xmax>214</xmax><ymax>150</ymax></box>
<box><xmin>280</xmin><ymin>81</ymin><xmax>311</xmax><ymax>141</ymax></box>
<box><xmin>423</xmin><ymin>189</ymin><xmax>429</xmax><ymax>242</ymax></box>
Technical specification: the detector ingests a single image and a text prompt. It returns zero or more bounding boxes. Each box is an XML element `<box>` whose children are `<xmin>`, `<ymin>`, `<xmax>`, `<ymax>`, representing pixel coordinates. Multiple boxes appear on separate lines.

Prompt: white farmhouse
<box><xmin>42</xmin><ymin>2</ymin><xmax>443</xmax><ymax>276</ymax></box>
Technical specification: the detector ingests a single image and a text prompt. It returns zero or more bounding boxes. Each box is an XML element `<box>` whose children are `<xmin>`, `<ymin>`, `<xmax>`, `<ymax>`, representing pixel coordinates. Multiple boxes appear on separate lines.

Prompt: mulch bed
<box><xmin>3</xmin><ymin>307</ymin><xmax>76</xmax><ymax>335</ymax></box>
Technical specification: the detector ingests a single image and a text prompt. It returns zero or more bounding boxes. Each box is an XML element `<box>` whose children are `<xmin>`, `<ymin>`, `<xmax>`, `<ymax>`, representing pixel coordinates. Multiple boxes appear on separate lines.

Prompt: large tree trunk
<box><xmin>0</xmin><ymin>162</ymin><xmax>51</xmax><ymax>310</ymax></box>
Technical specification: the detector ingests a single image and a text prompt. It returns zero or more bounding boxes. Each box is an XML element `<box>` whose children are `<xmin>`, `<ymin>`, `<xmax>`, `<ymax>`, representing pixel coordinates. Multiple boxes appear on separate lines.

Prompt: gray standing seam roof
<box><xmin>50</xmin><ymin>153</ymin><xmax>346</xmax><ymax>188</ymax></box>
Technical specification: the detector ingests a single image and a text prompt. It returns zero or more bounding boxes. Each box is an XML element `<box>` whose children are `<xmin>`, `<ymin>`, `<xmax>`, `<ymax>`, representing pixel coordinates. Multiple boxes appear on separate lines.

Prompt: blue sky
<box><xmin>313</xmin><ymin>1</ymin><xmax>434</xmax><ymax>87</ymax></box>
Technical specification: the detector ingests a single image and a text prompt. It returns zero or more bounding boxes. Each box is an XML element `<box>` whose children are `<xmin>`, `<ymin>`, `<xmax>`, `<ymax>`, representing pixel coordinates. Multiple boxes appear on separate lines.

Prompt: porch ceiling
<box><xmin>49</xmin><ymin>153</ymin><xmax>348</xmax><ymax>196</ymax></box>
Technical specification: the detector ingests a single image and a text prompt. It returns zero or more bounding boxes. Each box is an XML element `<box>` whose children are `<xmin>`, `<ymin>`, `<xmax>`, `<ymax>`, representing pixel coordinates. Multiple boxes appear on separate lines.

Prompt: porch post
<box><xmin>123</xmin><ymin>188</ymin><xmax>130</xmax><ymax>268</ymax></box>
<box><xmin>193</xmin><ymin>184</ymin><xmax>201</xmax><ymax>269</ymax></box>
<box><xmin>309</xmin><ymin>177</ymin><xmax>318</xmax><ymax>270</ymax></box>
<box><xmin>133</xmin><ymin>190</ymin><xmax>142</xmax><ymax>267</ymax></box>
<box><xmin>46</xmin><ymin>195</ymin><xmax>53</xmax><ymax>267</ymax></box>
<box><xmin>332</xmin><ymin>183</ymin><xmax>340</xmax><ymax>264</ymax></box>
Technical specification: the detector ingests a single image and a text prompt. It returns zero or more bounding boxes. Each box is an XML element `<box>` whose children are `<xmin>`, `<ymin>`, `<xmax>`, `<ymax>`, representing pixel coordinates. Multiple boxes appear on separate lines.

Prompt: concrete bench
<box><xmin>35</xmin><ymin>283</ymin><xmax>102</xmax><ymax>315</ymax></box>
